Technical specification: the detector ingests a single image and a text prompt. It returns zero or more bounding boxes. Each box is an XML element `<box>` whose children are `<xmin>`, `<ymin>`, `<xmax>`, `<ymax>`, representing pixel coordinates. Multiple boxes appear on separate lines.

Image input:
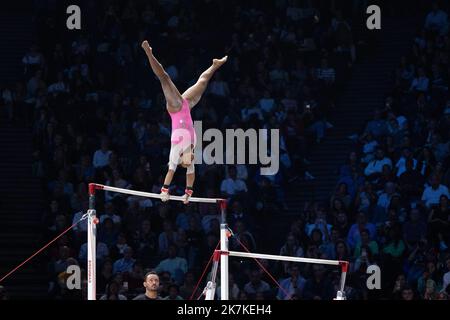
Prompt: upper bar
<box><xmin>228</xmin><ymin>250</ymin><xmax>343</xmax><ymax>266</ymax></box>
<box><xmin>90</xmin><ymin>183</ymin><xmax>224</xmax><ymax>204</ymax></box>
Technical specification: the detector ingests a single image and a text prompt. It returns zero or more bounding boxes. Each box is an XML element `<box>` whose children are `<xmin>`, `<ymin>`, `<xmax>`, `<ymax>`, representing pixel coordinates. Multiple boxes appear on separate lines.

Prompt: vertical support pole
<box><xmin>87</xmin><ymin>183</ymin><xmax>98</xmax><ymax>300</ymax></box>
<box><xmin>336</xmin><ymin>261</ymin><xmax>349</xmax><ymax>300</ymax></box>
<box><xmin>204</xmin><ymin>250</ymin><xmax>220</xmax><ymax>300</ymax></box>
<box><xmin>219</xmin><ymin>200</ymin><xmax>228</xmax><ymax>301</ymax></box>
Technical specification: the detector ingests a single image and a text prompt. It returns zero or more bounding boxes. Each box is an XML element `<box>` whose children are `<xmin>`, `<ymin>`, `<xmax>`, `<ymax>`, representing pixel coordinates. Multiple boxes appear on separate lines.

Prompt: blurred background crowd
<box><xmin>0</xmin><ymin>0</ymin><xmax>449</xmax><ymax>300</ymax></box>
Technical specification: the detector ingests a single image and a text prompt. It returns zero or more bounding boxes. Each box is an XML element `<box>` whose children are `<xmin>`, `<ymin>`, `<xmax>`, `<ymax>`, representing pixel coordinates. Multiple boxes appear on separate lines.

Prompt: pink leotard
<box><xmin>169</xmin><ymin>98</ymin><xmax>196</xmax><ymax>146</ymax></box>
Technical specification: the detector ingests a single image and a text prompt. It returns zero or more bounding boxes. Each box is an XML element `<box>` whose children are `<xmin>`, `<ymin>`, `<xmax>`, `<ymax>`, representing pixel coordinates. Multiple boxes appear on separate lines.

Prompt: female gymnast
<box><xmin>141</xmin><ymin>40</ymin><xmax>227</xmax><ymax>204</ymax></box>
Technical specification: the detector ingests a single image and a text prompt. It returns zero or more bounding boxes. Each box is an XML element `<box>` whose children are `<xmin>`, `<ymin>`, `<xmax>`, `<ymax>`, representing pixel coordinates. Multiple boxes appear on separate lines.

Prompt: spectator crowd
<box><xmin>2</xmin><ymin>0</ymin><xmax>449</xmax><ymax>300</ymax></box>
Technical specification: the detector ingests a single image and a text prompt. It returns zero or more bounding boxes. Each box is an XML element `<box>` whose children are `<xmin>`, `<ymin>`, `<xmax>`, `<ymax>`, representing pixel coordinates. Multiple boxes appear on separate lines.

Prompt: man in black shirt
<box><xmin>398</xmin><ymin>158</ymin><xmax>425</xmax><ymax>200</ymax></box>
<box><xmin>133</xmin><ymin>271</ymin><xmax>162</xmax><ymax>300</ymax></box>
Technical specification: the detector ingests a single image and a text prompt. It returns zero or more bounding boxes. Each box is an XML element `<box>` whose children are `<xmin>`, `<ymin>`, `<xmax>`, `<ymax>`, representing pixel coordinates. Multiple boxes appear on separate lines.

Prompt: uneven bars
<box><xmin>228</xmin><ymin>250</ymin><xmax>344</xmax><ymax>266</ymax></box>
<box><xmin>90</xmin><ymin>183</ymin><xmax>224</xmax><ymax>204</ymax></box>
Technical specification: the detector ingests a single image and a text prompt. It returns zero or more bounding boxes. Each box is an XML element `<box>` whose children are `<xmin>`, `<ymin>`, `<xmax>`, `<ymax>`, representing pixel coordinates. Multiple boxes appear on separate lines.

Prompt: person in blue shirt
<box><xmin>112</xmin><ymin>246</ymin><xmax>135</xmax><ymax>275</ymax></box>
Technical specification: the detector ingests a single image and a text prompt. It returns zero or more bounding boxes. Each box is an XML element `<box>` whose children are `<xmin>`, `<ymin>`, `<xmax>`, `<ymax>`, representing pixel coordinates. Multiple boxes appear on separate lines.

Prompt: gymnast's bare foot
<box><xmin>141</xmin><ymin>40</ymin><xmax>152</xmax><ymax>53</ymax></box>
<box><xmin>212</xmin><ymin>56</ymin><xmax>228</xmax><ymax>69</ymax></box>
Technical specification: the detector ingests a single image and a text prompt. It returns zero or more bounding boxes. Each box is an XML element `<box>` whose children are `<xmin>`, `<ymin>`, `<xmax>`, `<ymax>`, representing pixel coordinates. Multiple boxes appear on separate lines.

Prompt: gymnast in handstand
<box><xmin>141</xmin><ymin>40</ymin><xmax>227</xmax><ymax>204</ymax></box>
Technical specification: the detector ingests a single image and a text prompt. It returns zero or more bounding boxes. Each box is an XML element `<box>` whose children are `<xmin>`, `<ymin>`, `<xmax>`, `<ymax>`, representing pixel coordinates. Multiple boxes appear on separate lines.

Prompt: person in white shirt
<box><xmin>361</xmin><ymin>133</ymin><xmax>378</xmax><ymax>163</ymax></box>
<box><xmin>442</xmin><ymin>258</ymin><xmax>450</xmax><ymax>293</ymax></box>
<box><xmin>364</xmin><ymin>148</ymin><xmax>392</xmax><ymax>177</ymax></box>
<box><xmin>277</xmin><ymin>264</ymin><xmax>306</xmax><ymax>300</ymax></box>
<box><xmin>47</xmin><ymin>72</ymin><xmax>68</xmax><ymax>95</ymax></box>
<box><xmin>22</xmin><ymin>45</ymin><xmax>44</xmax><ymax>73</ymax></box>
<box><xmin>305</xmin><ymin>210</ymin><xmax>332</xmax><ymax>241</ymax></box>
<box><xmin>100</xmin><ymin>281</ymin><xmax>128</xmax><ymax>300</ymax></box>
<box><xmin>112</xmin><ymin>247</ymin><xmax>136</xmax><ymax>275</ymax></box>
<box><xmin>220</xmin><ymin>166</ymin><xmax>248</xmax><ymax>198</ymax></box>
<box><xmin>155</xmin><ymin>244</ymin><xmax>188</xmax><ymax>283</ymax></box>
<box><xmin>47</xmin><ymin>81</ymin><xmax>67</xmax><ymax>95</ymax></box>
<box><xmin>93</xmin><ymin>139</ymin><xmax>112</xmax><ymax>168</ymax></box>
<box><xmin>243</xmin><ymin>270</ymin><xmax>271</xmax><ymax>296</ymax></box>
<box><xmin>422</xmin><ymin>175</ymin><xmax>450</xmax><ymax>207</ymax></box>
<box><xmin>79</xmin><ymin>241</ymin><xmax>109</xmax><ymax>264</ymax></box>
